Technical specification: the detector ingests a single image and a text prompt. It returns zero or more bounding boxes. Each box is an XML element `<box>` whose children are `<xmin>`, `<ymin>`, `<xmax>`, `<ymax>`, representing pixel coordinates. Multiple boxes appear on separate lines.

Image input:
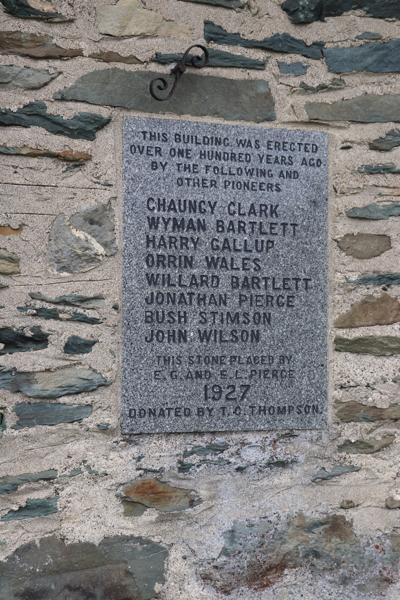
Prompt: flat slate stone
<box><xmin>0</xmin><ymin>0</ymin><xmax>72</xmax><ymax>21</ymax></box>
<box><xmin>356</xmin><ymin>32</ymin><xmax>381</xmax><ymax>40</ymax></box>
<box><xmin>278</xmin><ymin>61</ymin><xmax>308</xmax><ymax>75</ymax></box>
<box><xmin>64</xmin><ymin>335</ymin><xmax>97</xmax><ymax>354</ymax></box>
<box><xmin>311</xmin><ymin>465</ymin><xmax>360</xmax><ymax>482</ymax></box>
<box><xmin>0</xmin><ymin>535</ymin><xmax>167</xmax><ymax>600</ymax></box>
<box><xmin>306</xmin><ymin>94</ymin><xmax>400</xmax><ymax>123</ymax></box>
<box><xmin>29</xmin><ymin>292</ymin><xmax>105</xmax><ymax>308</ymax></box>
<box><xmin>0</xmin><ymin>31</ymin><xmax>83</xmax><ymax>59</ymax></box>
<box><xmin>335</xmin><ymin>293</ymin><xmax>400</xmax><ymax>328</ymax></box>
<box><xmin>1</xmin><ymin>497</ymin><xmax>58</xmax><ymax>522</ymax></box>
<box><xmin>358</xmin><ymin>163</ymin><xmax>400</xmax><ymax>174</ymax></box>
<box><xmin>122</xmin><ymin>477</ymin><xmax>202</xmax><ymax>516</ymax></box>
<box><xmin>0</xmin><ymin>469</ymin><xmax>57</xmax><ymax>495</ymax></box>
<box><xmin>178</xmin><ymin>0</ymin><xmax>244</xmax><ymax>7</ymax></box>
<box><xmin>0</xmin><ymin>366</ymin><xmax>108</xmax><ymax>399</ymax></box>
<box><xmin>0</xmin><ymin>249</ymin><xmax>19</xmax><ymax>275</ymax></box>
<box><xmin>0</xmin><ymin>65</ymin><xmax>59</xmax><ymax>89</ymax></box>
<box><xmin>17</xmin><ymin>306</ymin><xmax>101</xmax><ymax>324</ymax></box>
<box><xmin>0</xmin><ymin>101</ymin><xmax>110</xmax><ymax>140</ymax></box>
<box><xmin>335</xmin><ymin>400</ymin><xmax>400</xmax><ymax>422</ymax></box>
<box><xmin>122</xmin><ymin>116</ymin><xmax>328</xmax><ymax>433</ymax></box>
<box><xmin>338</xmin><ymin>436</ymin><xmax>395</xmax><ymax>454</ymax></box>
<box><xmin>12</xmin><ymin>401</ymin><xmax>92</xmax><ymax>428</ymax></box>
<box><xmin>0</xmin><ymin>326</ymin><xmax>49</xmax><ymax>354</ymax></box>
<box><xmin>325</xmin><ymin>40</ymin><xmax>400</xmax><ymax>74</ymax></box>
<box><xmin>204</xmin><ymin>20</ymin><xmax>324</xmax><ymax>60</ymax></box>
<box><xmin>299</xmin><ymin>78</ymin><xmax>345</xmax><ymax>93</ymax></box>
<box><xmin>369</xmin><ymin>129</ymin><xmax>400</xmax><ymax>151</ymax></box>
<box><xmin>89</xmin><ymin>50</ymin><xmax>141</xmax><ymax>64</ymax></box>
<box><xmin>334</xmin><ymin>335</ymin><xmax>400</xmax><ymax>355</ymax></box>
<box><xmin>347</xmin><ymin>273</ymin><xmax>400</xmax><ymax>286</ymax></box>
<box><xmin>282</xmin><ymin>0</ymin><xmax>400</xmax><ymax>24</ymax></box>
<box><xmin>347</xmin><ymin>202</ymin><xmax>400</xmax><ymax>220</ymax></box>
<box><xmin>155</xmin><ymin>48</ymin><xmax>267</xmax><ymax>69</ymax></box>
<box><xmin>54</xmin><ymin>69</ymin><xmax>276</xmax><ymax>122</ymax></box>
<box><xmin>336</xmin><ymin>233</ymin><xmax>391</xmax><ymax>259</ymax></box>
<box><xmin>0</xmin><ymin>145</ymin><xmax>91</xmax><ymax>161</ymax></box>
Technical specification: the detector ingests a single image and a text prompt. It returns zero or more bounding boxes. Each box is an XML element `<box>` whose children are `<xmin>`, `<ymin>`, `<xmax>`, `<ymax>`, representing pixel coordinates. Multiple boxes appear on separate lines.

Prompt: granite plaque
<box><xmin>122</xmin><ymin>116</ymin><xmax>328</xmax><ymax>434</ymax></box>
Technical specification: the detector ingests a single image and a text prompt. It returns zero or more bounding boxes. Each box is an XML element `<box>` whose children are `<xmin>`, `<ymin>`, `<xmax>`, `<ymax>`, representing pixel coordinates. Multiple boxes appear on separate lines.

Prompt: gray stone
<box><xmin>347</xmin><ymin>202</ymin><xmax>400</xmax><ymax>220</ymax></box>
<box><xmin>17</xmin><ymin>306</ymin><xmax>101</xmax><ymax>324</ymax></box>
<box><xmin>29</xmin><ymin>292</ymin><xmax>105</xmax><ymax>308</ymax></box>
<box><xmin>282</xmin><ymin>0</ymin><xmax>400</xmax><ymax>24</ymax></box>
<box><xmin>0</xmin><ymin>412</ymin><xmax>5</xmax><ymax>433</ymax></box>
<box><xmin>1</xmin><ymin>497</ymin><xmax>58</xmax><ymax>522</ymax></box>
<box><xmin>356</xmin><ymin>32</ymin><xmax>381</xmax><ymax>40</ymax></box>
<box><xmin>0</xmin><ymin>534</ymin><xmax>167</xmax><ymax>600</ymax></box>
<box><xmin>306</xmin><ymin>94</ymin><xmax>400</xmax><ymax>123</ymax></box>
<box><xmin>299</xmin><ymin>78</ymin><xmax>345</xmax><ymax>93</ymax></box>
<box><xmin>96</xmin><ymin>0</ymin><xmax>191</xmax><ymax>39</ymax></box>
<box><xmin>386</xmin><ymin>497</ymin><xmax>400</xmax><ymax>509</ymax></box>
<box><xmin>311</xmin><ymin>465</ymin><xmax>361</xmax><ymax>482</ymax></box>
<box><xmin>122</xmin><ymin>477</ymin><xmax>202</xmax><ymax>516</ymax></box>
<box><xmin>155</xmin><ymin>48</ymin><xmax>267</xmax><ymax>69</ymax></box>
<box><xmin>325</xmin><ymin>40</ymin><xmax>400</xmax><ymax>74</ymax></box>
<box><xmin>338</xmin><ymin>436</ymin><xmax>395</xmax><ymax>454</ymax></box>
<box><xmin>54</xmin><ymin>69</ymin><xmax>276</xmax><ymax>122</ymax></box>
<box><xmin>178</xmin><ymin>0</ymin><xmax>244</xmax><ymax>7</ymax></box>
<box><xmin>335</xmin><ymin>401</ymin><xmax>400</xmax><ymax>422</ymax></box>
<box><xmin>0</xmin><ymin>249</ymin><xmax>19</xmax><ymax>275</ymax></box>
<box><xmin>0</xmin><ymin>469</ymin><xmax>57</xmax><ymax>494</ymax></box>
<box><xmin>204</xmin><ymin>20</ymin><xmax>324</xmax><ymax>60</ymax></box>
<box><xmin>89</xmin><ymin>50</ymin><xmax>141</xmax><ymax>64</ymax></box>
<box><xmin>64</xmin><ymin>335</ymin><xmax>97</xmax><ymax>354</ymax></box>
<box><xmin>0</xmin><ymin>0</ymin><xmax>72</xmax><ymax>21</ymax></box>
<box><xmin>358</xmin><ymin>163</ymin><xmax>400</xmax><ymax>174</ymax></box>
<box><xmin>200</xmin><ymin>513</ymin><xmax>398</xmax><ymax>596</ymax></box>
<box><xmin>0</xmin><ymin>326</ymin><xmax>49</xmax><ymax>354</ymax></box>
<box><xmin>48</xmin><ymin>203</ymin><xmax>117</xmax><ymax>275</ymax></box>
<box><xmin>340</xmin><ymin>499</ymin><xmax>357</xmax><ymax>508</ymax></box>
<box><xmin>336</xmin><ymin>233</ymin><xmax>391</xmax><ymax>259</ymax></box>
<box><xmin>183</xmin><ymin>442</ymin><xmax>229</xmax><ymax>458</ymax></box>
<box><xmin>0</xmin><ymin>145</ymin><xmax>91</xmax><ymax>161</ymax></box>
<box><xmin>369</xmin><ymin>130</ymin><xmax>400</xmax><ymax>151</ymax></box>
<box><xmin>0</xmin><ymin>102</ymin><xmax>110</xmax><ymax>141</ymax></box>
<box><xmin>122</xmin><ymin>116</ymin><xmax>328</xmax><ymax>433</ymax></box>
<box><xmin>0</xmin><ymin>366</ymin><xmax>108</xmax><ymax>399</ymax></box>
<box><xmin>334</xmin><ymin>336</ymin><xmax>400</xmax><ymax>355</ymax></box>
<box><xmin>0</xmin><ymin>65</ymin><xmax>59</xmax><ymax>89</ymax></box>
<box><xmin>12</xmin><ymin>402</ymin><xmax>92</xmax><ymax>428</ymax></box>
<box><xmin>347</xmin><ymin>273</ymin><xmax>400</xmax><ymax>286</ymax></box>
<box><xmin>335</xmin><ymin>293</ymin><xmax>400</xmax><ymax>328</ymax></box>
<box><xmin>278</xmin><ymin>61</ymin><xmax>308</xmax><ymax>76</ymax></box>
<box><xmin>0</xmin><ymin>31</ymin><xmax>83</xmax><ymax>59</ymax></box>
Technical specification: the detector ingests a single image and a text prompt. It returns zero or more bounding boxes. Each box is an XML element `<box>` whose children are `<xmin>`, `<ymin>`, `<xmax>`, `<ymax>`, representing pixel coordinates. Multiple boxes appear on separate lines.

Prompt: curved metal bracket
<box><xmin>149</xmin><ymin>45</ymin><xmax>209</xmax><ymax>102</ymax></box>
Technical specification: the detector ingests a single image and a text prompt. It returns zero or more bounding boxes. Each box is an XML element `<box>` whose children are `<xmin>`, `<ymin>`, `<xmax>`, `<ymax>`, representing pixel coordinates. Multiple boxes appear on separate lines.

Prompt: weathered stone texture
<box><xmin>0</xmin><ymin>366</ymin><xmax>108</xmax><ymax>399</ymax></box>
<box><xmin>0</xmin><ymin>326</ymin><xmax>49</xmax><ymax>354</ymax></box>
<box><xmin>1</xmin><ymin>497</ymin><xmax>58</xmax><ymax>522</ymax></box>
<box><xmin>299</xmin><ymin>78</ymin><xmax>345</xmax><ymax>93</ymax></box>
<box><xmin>17</xmin><ymin>306</ymin><xmax>101</xmax><ymax>324</ymax></box>
<box><xmin>204</xmin><ymin>21</ymin><xmax>324</xmax><ymax>60</ymax></box>
<box><xmin>122</xmin><ymin>477</ymin><xmax>202</xmax><ymax>516</ymax></box>
<box><xmin>0</xmin><ymin>31</ymin><xmax>83</xmax><ymax>59</ymax></box>
<box><xmin>325</xmin><ymin>40</ymin><xmax>400</xmax><ymax>74</ymax></box>
<box><xmin>0</xmin><ymin>535</ymin><xmax>167</xmax><ymax>600</ymax></box>
<box><xmin>0</xmin><ymin>0</ymin><xmax>72</xmax><ymax>21</ymax></box>
<box><xmin>338</xmin><ymin>436</ymin><xmax>395</xmax><ymax>454</ymax></box>
<box><xmin>0</xmin><ymin>249</ymin><xmax>20</xmax><ymax>275</ymax></box>
<box><xmin>279</xmin><ymin>61</ymin><xmax>308</xmax><ymax>75</ymax></box>
<box><xmin>386</xmin><ymin>497</ymin><xmax>400</xmax><ymax>509</ymax></box>
<box><xmin>96</xmin><ymin>0</ymin><xmax>191</xmax><ymax>39</ymax></box>
<box><xmin>370</xmin><ymin>129</ymin><xmax>400</xmax><ymax>151</ymax></box>
<box><xmin>48</xmin><ymin>203</ymin><xmax>117</xmax><ymax>275</ymax></box>
<box><xmin>0</xmin><ymin>470</ymin><xmax>57</xmax><ymax>494</ymax></box>
<box><xmin>358</xmin><ymin>164</ymin><xmax>400</xmax><ymax>174</ymax></box>
<box><xmin>337</xmin><ymin>233</ymin><xmax>391</xmax><ymax>259</ymax></box>
<box><xmin>347</xmin><ymin>203</ymin><xmax>400</xmax><ymax>220</ymax></box>
<box><xmin>348</xmin><ymin>273</ymin><xmax>400</xmax><ymax>286</ymax></box>
<box><xmin>29</xmin><ymin>292</ymin><xmax>105</xmax><ymax>309</ymax></box>
<box><xmin>335</xmin><ymin>336</ymin><xmax>400</xmax><ymax>355</ymax></box>
<box><xmin>89</xmin><ymin>50</ymin><xmax>141</xmax><ymax>64</ymax></box>
<box><xmin>335</xmin><ymin>294</ymin><xmax>400</xmax><ymax>328</ymax></box>
<box><xmin>306</xmin><ymin>95</ymin><xmax>400</xmax><ymax>123</ymax></box>
<box><xmin>64</xmin><ymin>335</ymin><xmax>97</xmax><ymax>354</ymax></box>
<box><xmin>178</xmin><ymin>0</ymin><xmax>244</xmax><ymax>7</ymax></box>
<box><xmin>335</xmin><ymin>401</ymin><xmax>400</xmax><ymax>422</ymax></box>
<box><xmin>54</xmin><ymin>69</ymin><xmax>276</xmax><ymax>122</ymax></box>
<box><xmin>311</xmin><ymin>465</ymin><xmax>360</xmax><ymax>482</ymax></box>
<box><xmin>0</xmin><ymin>65</ymin><xmax>59</xmax><ymax>89</ymax></box>
<box><xmin>12</xmin><ymin>401</ymin><xmax>92</xmax><ymax>428</ymax></box>
<box><xmin>282</xmin><ymin>0</ymin><xmax>400</xmax><ymax>23</ymax></box>
<box><xmin>0</xmin><ymin>145</ymin><xmax>91</xmax><ymax>161</ymax></box>
<box><xmin>0</xmin><ymin>102</ymin><xmax>110</xmax><ymax>140</ymax></box>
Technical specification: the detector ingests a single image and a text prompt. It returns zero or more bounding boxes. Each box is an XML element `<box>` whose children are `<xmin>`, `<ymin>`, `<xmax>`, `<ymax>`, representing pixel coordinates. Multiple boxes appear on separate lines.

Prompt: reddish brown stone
<box><xmin>335</xmin><ymin>293</ymin><xmax>400</xmax><ymax>328</ymax></box>
<box><xmin>0</xmin><ymin>145</ymin><xmax>91</xmax><ymax>162</ymax></box>
<box><xmin>0</xmin><ymin>226</ymin><xmax>22</xmax><ymax>235</ymax></box>
<box><xmin>122</xmin><ymin>477</ymin><xmax>201</xmax><ymax>516</ymax></box>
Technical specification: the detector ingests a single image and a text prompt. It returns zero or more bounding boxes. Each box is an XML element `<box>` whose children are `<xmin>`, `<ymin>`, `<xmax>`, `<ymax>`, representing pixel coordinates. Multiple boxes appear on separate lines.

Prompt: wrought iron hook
<box><xmin>149</xmin><ymin>45</ymin><xmax>209</xmax><ymax>102</ymax></box>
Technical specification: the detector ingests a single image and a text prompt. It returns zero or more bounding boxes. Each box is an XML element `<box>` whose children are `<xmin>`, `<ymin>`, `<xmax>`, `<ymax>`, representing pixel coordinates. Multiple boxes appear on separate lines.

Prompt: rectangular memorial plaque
<box><xmin>122</xmin><ymin>116</ymin><xmax>328</xmax><ymax>434</ymax></box>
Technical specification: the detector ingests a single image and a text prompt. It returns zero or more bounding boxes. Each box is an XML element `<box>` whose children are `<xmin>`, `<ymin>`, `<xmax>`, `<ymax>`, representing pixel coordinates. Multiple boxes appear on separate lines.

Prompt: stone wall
<box><xmin>0</xmin><ymin>1</ymin><xmax>400</xmax><ymax>599</ymax></box>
